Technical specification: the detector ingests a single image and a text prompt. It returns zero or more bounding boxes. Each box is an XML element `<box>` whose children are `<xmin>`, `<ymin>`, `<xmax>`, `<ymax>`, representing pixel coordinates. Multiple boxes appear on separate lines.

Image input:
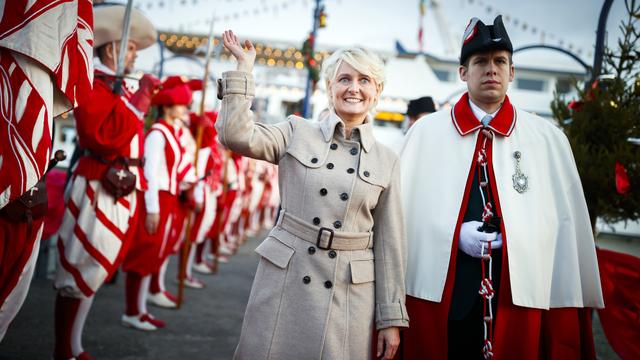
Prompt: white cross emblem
<box><xmin>116</xmin><ymin>169</ymin><xmax>127</xmax><ymax>181</ymax></box>
<box><xmin>29</xmin><ymin>187</ymin><xmax>39</xmax><ymax>196</ymax></box>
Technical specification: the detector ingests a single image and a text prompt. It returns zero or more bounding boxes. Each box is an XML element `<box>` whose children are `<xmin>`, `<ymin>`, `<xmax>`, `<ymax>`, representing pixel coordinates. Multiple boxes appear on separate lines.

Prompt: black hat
<box><xmin>406</xmin><ymin>96</ymin><xmax>436</xmax><ymax>117</ymax></box>
<box><xmin>459</xmin><ymin>15</ymin><xmax>512</xmax><ymax>65</ymax></box>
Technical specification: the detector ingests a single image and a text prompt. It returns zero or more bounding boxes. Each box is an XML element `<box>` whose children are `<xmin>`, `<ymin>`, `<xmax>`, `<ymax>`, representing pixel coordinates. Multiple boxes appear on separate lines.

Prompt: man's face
<box><xmin>122</xmin><ymin>40</ymin><xmax>138</xmax><ymax>74</ymax></box>
<box><xmin>459</xmin><ymin>50</ymin><xmax>514</xmax><ymax>107</ymax></box>
<box><xmin>105</xmin><ymin>40</ymin><xmax>138</xmax><ymax>74</ymax></box>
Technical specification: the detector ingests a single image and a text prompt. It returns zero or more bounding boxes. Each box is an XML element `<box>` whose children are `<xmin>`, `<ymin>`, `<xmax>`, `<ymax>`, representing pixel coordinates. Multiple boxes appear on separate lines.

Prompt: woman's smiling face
<box><xmin>329</xmin><ymin>61</ymin><xmax>380</xmax><ymax>125</ymax></box>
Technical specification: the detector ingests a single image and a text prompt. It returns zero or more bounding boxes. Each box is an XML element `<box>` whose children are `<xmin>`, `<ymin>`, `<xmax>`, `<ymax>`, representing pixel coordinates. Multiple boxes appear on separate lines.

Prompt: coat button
<box><xmin>308</xmin><ymin>246</ymin><xmax>316</xmax><ymax>255</ymax></box>
<box><xmin>303</xmin><ymin>276</ymin><xmax>311</xmax><ymax>284</ymax></box>
<box><xmin>333</xmin><ymin>220</ymin><xmax>342</xmax><ymax>229</ymax></box>
<box><xmin>313</xmin><ymin>217</ymin><xmax>321</xmax><ymax>225</ymax></box>
<box><xmin>350</xmin><ymin>148</ymin><xmax>358</xmax><ymax>155</ymax></box>
<box><xmin>330</xmin><ymin>143</ymin><xmax>338</xmax><ymax>150</ymax></box>
<box><xmin>328</xmin><ymin>250</ymin><xmax>337</xmax><ymax>258</ymax></box>
<box><xmin>347</xmin><ymin>168</ymin><xmax>355</xmax><ymax>174</ymax></box>
<box><xmin>340</xmin><ymin>193</ymin><xmax>349</xmax><ymax>201</ymax></box>
<box><xmin>320</xmin><ymin>188</ymin><xmax>328</xmax><ymax>196</ymax></box>
<box><xmin>324</xmin><ymin>280</ymin><xmax>333</xmax><ymax>289</ymax></box>
<box><xmin>311</xmin><ymin>157</ymin><xmax>318</xmax><ymax>164</ymax></box>
<box><xmin>363</xmin><ymin>171</ymin><xmax>370</xmax><ymax>177</ymax></box>
<box><xmin>326</xmin><ymin>163</ymin><xmax>334</xmax><ymax>169</ymax></box>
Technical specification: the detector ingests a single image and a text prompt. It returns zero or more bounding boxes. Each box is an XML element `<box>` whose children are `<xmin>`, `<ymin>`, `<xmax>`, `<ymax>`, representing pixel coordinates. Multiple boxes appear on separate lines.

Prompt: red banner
<box><xmin>596</xmin><ymin>248</ymin><xmax>640</xmax><ymax>359</ymax></box>
<box><xmin>0</xmin><ymin>0</ymin><xmax>93</xmax><ymax>208</ymax></box>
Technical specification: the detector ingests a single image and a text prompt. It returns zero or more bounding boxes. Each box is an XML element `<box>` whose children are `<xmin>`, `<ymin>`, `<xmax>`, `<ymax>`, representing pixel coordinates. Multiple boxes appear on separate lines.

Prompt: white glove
<box><xmin>459</xmin><ymin>221</ymin><xmax>503</xmax><ymax>258</ymax></box>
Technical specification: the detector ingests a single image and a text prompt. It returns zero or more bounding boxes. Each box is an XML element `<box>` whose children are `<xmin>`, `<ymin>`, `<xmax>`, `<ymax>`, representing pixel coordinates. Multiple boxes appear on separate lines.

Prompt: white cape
<box><xmin>400</xmin><ymin>107</ymin><xmax>604</xmax><ymax>309</ymax></box>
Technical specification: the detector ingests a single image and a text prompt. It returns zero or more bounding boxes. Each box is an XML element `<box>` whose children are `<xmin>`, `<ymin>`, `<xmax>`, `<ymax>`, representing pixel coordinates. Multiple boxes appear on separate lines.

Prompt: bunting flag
<box><xmin>418</xmin><ymin>0</ymin><xmax>426</xmax><ymax>53</ymax></box>
<box><xmin>0</xmin><ymin>0</ymin><xmax>93</xmax><ymax>209</ymax></box>
<box><xmin>466</xmin><ymin>0</ymin><xmax>589</xmax><ymax>57</ymax></box>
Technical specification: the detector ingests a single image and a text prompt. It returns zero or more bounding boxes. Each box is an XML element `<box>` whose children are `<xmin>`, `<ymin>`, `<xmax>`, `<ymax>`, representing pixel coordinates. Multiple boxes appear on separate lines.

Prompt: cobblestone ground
<box><xmin>0</xmin><ymin>233</ymin><xmax>620</xmax><ymax>359</ymax></box>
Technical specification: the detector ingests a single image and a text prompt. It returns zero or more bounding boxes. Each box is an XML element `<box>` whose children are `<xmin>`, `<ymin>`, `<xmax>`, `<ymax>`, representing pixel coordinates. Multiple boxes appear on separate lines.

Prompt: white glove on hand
<box><xmin>459</xmin><ymin>221</ymin><xmax>503</xmax><ymax>258</ymax></box>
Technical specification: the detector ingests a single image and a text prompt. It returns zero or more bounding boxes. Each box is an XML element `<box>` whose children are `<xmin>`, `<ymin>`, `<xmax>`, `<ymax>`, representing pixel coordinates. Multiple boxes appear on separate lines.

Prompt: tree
<box><xmin>551</xmin><ymin>0</ymin><xmax>640</xmax><ymax>230</ymax></box>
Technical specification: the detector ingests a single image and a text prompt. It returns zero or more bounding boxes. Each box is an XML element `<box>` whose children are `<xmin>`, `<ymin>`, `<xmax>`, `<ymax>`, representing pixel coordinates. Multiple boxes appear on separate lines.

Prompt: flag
<box><xmin>0</xmin><ymin>0</ymin><xmax>93</xmax><ymax>209</ymax></box>
<box><xmin>418</xmin><ymin>0</ymin><xmax>426</xmax><ymax>53</ymax></box>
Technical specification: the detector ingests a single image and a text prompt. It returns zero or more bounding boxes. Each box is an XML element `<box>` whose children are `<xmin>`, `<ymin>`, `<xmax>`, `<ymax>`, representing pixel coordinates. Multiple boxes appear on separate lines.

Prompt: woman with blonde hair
<box><xmin>217</xmin><ymin>30</ymin><xmax>408</xmax><ymax>360</ymax></box>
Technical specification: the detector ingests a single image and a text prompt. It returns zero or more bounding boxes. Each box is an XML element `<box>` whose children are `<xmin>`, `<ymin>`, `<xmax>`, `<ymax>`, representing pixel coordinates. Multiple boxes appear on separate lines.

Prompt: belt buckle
<box><xmin>316</xmin><ymin>227</ymin><xmax>334</xmax><ymax>250</ymax></box>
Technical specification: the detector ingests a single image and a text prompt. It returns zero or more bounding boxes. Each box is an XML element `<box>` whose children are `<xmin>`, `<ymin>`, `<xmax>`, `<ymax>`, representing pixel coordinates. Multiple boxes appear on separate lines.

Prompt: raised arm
<box><xmin>215</xmin><ymin>30</ymin><xmax>293</xmax><ymax>164</ymax></box>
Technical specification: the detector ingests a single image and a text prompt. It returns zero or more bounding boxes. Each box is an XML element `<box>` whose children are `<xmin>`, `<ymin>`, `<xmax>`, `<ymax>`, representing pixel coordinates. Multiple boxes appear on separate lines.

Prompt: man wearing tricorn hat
<box><xmin>52</xmin><ymin>3</ymin><xmax>158</xmax><ymax>359</ymax></box>
<box><xmin>400</xmin><ymin>15</ymin><xmax>603</xmax><ymax>359</ymax></box>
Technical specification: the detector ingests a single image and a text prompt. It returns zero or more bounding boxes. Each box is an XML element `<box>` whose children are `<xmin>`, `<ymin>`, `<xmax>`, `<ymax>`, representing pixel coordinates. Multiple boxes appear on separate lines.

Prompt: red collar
<box><xmin>451</xmin><ymin>93</ymin><xmax>516</xmax><ymax>137</ymax></box>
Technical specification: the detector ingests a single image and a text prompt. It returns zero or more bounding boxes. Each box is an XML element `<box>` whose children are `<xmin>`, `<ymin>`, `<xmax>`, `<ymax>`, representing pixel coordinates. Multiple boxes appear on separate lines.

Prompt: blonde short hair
<box><xmin>321</xmin><ymin>47</ymin><xmax>385</xmax><ymax>108</ymax></box>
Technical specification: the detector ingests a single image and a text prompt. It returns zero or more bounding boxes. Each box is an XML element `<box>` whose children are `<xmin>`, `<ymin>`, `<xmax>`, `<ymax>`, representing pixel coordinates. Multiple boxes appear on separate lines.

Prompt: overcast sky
<box><xmin>132</xmin><ymin>0</ymin><xmax>630</xmax><ymax>64</ymax></box>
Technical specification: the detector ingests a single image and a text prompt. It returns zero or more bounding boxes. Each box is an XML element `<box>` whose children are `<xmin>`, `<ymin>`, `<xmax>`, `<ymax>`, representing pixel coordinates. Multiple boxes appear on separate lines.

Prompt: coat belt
<box><xmin>276</xmin><ymin>211</ymin><xmax>373</xmax><ymax>251</ymax></box>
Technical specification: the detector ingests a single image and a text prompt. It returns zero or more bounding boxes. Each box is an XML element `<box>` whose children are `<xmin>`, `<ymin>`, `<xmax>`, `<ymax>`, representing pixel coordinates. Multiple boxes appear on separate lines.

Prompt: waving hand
<box><xmin>222</xmin><ymin>30</ymin><xmax>256</xmax><ymax>73</ymax></box>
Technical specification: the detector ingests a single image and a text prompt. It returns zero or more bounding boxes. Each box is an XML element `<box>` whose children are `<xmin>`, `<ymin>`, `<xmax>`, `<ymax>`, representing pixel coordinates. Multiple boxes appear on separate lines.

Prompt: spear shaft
<box><xmin>112</xmin><ymin>0</ymin><xmax>134</xmax><ymax>94</ymax></box>
<box><xmin>177</xmin><ymin>17</ymin><xmax>215</xmax><ymax>308</ymax></box>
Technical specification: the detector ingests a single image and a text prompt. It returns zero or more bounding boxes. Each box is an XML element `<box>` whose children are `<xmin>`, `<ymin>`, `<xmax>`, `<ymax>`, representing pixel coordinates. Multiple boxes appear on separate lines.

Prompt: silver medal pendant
<box><xmin>512</xmin><ymin>151</ymin><xmax>528</xmax><ymax>193</ymax></box>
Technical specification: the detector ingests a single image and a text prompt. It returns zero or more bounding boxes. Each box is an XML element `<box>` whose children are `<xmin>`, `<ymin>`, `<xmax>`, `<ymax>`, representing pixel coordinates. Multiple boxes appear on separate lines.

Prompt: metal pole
<box><xmin>589</xmin><ymin>0</ymin><xmax>614</xmax><ymax>86</ymax></box>
<box><xmin>177</xmin><ymin>15</ymin><xmax>215</xmax><ymax>308</ymax></box>
<box><xmin>514</xmin><ymin>45</ymin><xmax>591</xmax><ymax>73</ymax></box>
<box><xmin>302</xmin><ymin>0</ymin><xmax>321</xmax><ymax>119</ymax></box>
<box><xmin>158</xmin><ymin>37</ymin><xmax>165</xmax><ymax>79</ymax></box>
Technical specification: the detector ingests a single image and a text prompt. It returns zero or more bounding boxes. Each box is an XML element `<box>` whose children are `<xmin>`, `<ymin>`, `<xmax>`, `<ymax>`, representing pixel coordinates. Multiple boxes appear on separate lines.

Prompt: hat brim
<box><xmin>94</xmin><ymin>5</ymin><xmax>157</xmax><ymax>50</ymax></box>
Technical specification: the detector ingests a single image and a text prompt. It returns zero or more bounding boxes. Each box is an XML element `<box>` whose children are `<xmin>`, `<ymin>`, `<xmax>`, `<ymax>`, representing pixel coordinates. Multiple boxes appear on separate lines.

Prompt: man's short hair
<box><xmin>461</xmin><ymin>51</ymin><xmax>513</xmax><ymax>68</ymax></box>
<box><xmin>95</xmin><ymin>44</ymin><xmax>109</xmax><ymax>62</ymax></box>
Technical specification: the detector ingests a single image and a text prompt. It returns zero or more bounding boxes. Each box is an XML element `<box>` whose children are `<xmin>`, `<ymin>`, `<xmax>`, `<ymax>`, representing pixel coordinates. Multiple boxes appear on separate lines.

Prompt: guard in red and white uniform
<box><xmin>261</xmin><ymin>162</ymin><xmax>280</xmax><ymax>228</ymax></box>
<box><xmin>121</xmin><ymin>76</ymin><xmax>193</xmax><ymax>330</ymax></box>
<box><xmin>146</xmin><ymin>96</ymin><xmax>203</xmax><ymax>305</ymax></box>
<box><xmin>200</xmin><ymin>143</ymin><xmax>229</xmax><ymax>266</ymax></box>
<box><xmin>400</xmin><ymin>16</ymin><xmax>603</xmax><ymax>359</ymax></box>
<box><xmin>165</xmin><ymin>108</ymin><xmax>202</xmax><ymax>288</ymax></box>
<box><xmin>194</xmin><ymin>115</ymin><xmax>225</xmax><ymax>273</ymax></box>
<box><xmin>183</xmin><ymin>112</ymin><xmax>220</xmax><ymax>277</ymax></box>
<box><xmin>0</xmin><ymin>0</ymin><xmax>93</xmax><ymax>342</ymax></box>
<box><xmin>216</xmin><ymin>152</ymin><xmax>242</xmax><ymax>261</ymax></box>
<box><xmin>51</xmin><ymin>5</ymin><xmax>158</xmax><ymax>359</ymax></box>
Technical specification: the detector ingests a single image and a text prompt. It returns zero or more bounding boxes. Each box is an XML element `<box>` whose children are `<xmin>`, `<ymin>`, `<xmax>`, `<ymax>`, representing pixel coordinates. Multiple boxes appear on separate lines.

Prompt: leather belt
<box><xmin>276</xmin><ymin>211</ymin><xmax>373</xmax><ymax>251</ymax></box>
<box><xmin>121</xmin><ymin>157</ymin><xmax>144</xmax><ymax>167</ymax></box>
<box><xmin>84</xmin><ymin>150</ymin><xmax>144</xmax><ymax>167</ymax></box>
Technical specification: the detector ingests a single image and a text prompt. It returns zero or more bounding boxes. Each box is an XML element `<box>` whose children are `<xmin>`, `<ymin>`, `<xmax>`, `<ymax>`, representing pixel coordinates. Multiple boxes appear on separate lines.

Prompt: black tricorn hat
<box><xmin>406</xmin><ymin>96</ymin><xmax>436</xmax><ymax>117</ymax></box>
<box><xmin>460</xmin><ymin>15</ymin><xmax>513</xmax><ymax>65</ymax></box>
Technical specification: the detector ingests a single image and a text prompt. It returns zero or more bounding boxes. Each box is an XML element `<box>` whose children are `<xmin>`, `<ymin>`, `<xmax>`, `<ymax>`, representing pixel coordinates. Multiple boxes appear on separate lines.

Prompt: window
<box><xmin>516</xmin><ymin>78</ymin><xmax>546</xmax><ymax>92</ymax></box>
<box><xmin>433</xmin><ymin>69</ymin><xmax>451</xmax><ymax>82</ymax></box>
<box><xmin>555</xmin><ymin>78</ymin><xmax>572</xmax><ymax>94</ymax></box>
<box><xmin>281</xmin><ymin>99</ymin><xmax>303</xmax><ymax>117</ymax></box>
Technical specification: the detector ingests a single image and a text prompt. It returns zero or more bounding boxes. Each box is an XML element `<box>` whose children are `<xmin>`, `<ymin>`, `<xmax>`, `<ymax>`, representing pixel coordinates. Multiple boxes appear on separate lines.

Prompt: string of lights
<box><xmin>158</xmin><ymin>31</ymin><xmax>331</xmax><ymax>70</ymax></box>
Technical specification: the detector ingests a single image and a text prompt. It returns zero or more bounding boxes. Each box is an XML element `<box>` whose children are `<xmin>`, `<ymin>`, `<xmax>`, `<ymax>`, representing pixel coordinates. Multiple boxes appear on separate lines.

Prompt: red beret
<box><xmin>188</xmin><ymin>79</ymin><xmax>204</xmax><ymax>91</ymax></box>
<box><xmin>188</xmin><ymin>112</ymin><xmax>216</xmax><ymax>148</ymax></box>
<box><xmin>151</xmin><ymin>76</ymin><xmax>193</xmax><ymax>106</ymax></box>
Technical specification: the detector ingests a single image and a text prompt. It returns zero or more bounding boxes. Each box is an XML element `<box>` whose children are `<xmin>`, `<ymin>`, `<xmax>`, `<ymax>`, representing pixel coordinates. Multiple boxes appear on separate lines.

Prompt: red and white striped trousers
<box><xmin>54</xmin><ymin>176</ymin><xmax>139</xmax><ymax>298</ymax></box>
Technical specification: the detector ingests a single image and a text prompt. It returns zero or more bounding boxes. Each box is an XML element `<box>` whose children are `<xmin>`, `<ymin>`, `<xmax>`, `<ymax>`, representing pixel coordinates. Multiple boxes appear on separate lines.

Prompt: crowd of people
<box><xmin>0</xmin><ymin>2</ymin><xmax>607</xmax><ymax>360</ymax></box>
<box><xmin>1</xmin><ymin>4</ymin><xmax>279</xmax><ymax>360</ymax></box>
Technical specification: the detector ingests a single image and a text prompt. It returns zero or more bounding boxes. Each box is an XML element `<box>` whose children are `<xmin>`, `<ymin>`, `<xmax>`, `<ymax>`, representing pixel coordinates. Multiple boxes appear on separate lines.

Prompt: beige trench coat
<box><xmin>217</xmin><ymin>71</ymin><xmax>408</xmax><ymax>360</ymax></box>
